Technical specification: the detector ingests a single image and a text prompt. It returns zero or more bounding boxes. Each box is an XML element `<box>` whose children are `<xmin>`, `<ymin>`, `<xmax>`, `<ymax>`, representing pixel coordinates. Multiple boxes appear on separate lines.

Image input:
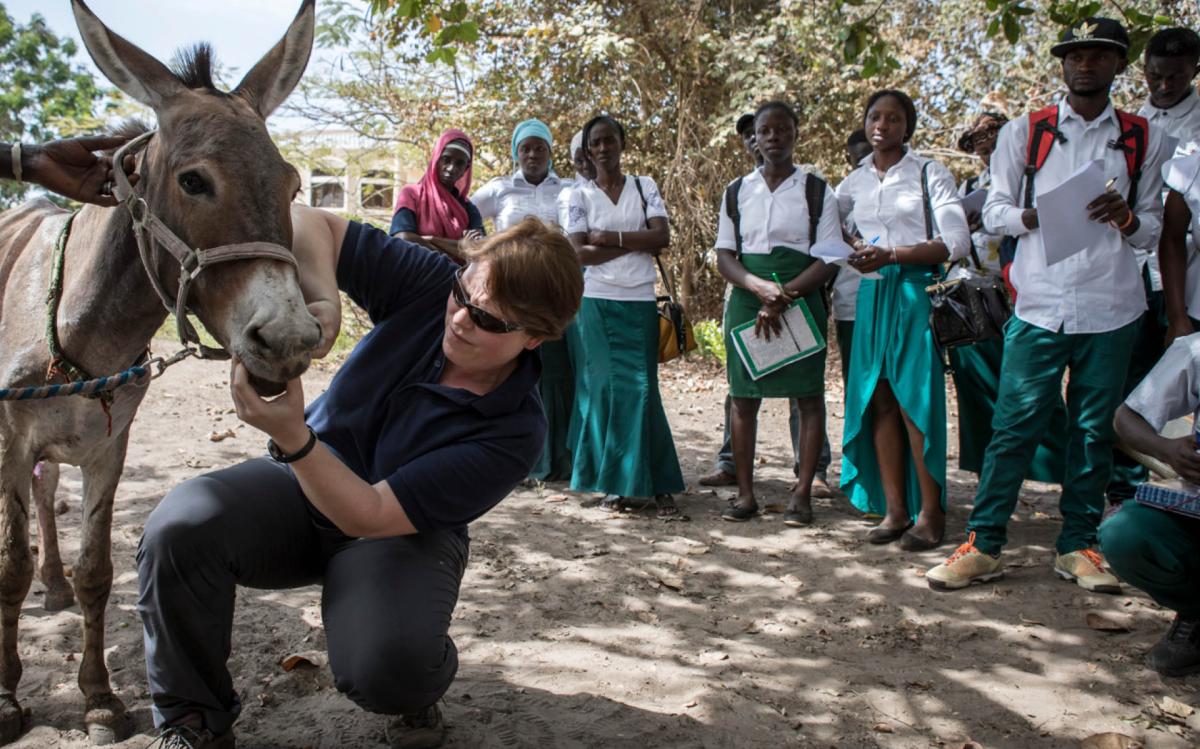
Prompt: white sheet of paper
<box><xmin>962</xmin><ymin>188</ymin><xmax>987</xmax><ymax>216</ymax></box>
<box><xmin>732</xmin><ymin>304</ymin><xmax>823</xmax><ymax>380</ymax></box>
<box><xmin>809</xmin><ymin>240</ymin><xmax>854</xmax><ymax>264</ymax></box>
<box><xmin>1036</xmin><ymin>159</ymin><xmax>1112</xmax><ymax>266</ymax></box>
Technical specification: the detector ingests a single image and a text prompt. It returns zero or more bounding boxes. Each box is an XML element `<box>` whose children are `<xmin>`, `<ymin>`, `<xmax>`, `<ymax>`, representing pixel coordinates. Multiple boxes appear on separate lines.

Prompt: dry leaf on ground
<box><xmin>1080</xmin><ymin>733</ymin><xmax>1142</xmax><ymax>749</ymax></box>
<box><xmin>871</xmin><ymin>722</ymin><xmax>894</xmax><ymax>733</ymax></box>
<box><xmin>280</xmin><ymin>651</ymin><xmax>328</xmax><ymax>672</ymax></box>
<box><xmin>544</xmin><ymin>494</ymin><xmax>568</xmax><ymax>503</ymax></box>
<box><xmin>208</xmin><ymin>429</ymin><xmax>236</xmax><ymax>442</ymax></box>
<box><xmin>1156</xmin><ymin>696</ymin><xmax>1195</xmax><ymax>724</ymax></box>
<box><xmin>1085</xmin><ymin>612</ymin><xmax>1133</xmax><ymax>633</ymax></box>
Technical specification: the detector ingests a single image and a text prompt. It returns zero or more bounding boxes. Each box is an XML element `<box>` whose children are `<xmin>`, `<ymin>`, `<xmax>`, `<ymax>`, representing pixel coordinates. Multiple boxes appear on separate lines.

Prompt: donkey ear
<box><xmin>232</xmin><ymin>0</ymin><xmax>315</xmax><ymax>119</ymax></box>
<box><xmin>71</xmin><ymin>0</ymin><xmax>185</xmax><ymax>109</ymax></box>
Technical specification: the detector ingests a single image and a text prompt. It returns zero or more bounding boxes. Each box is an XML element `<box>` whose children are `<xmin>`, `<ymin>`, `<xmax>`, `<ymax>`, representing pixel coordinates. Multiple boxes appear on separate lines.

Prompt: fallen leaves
<box><xmin>871</xmin><ymin>722</ymin><xmax>894</xmax><ymax>733</ymax></box>
<box><xmin>543</xmin><ymin>493</ymin><xmax>568</xmax><ymax>503</ymax></box>
<box><xmin>208</xmin><ymin>429</ymin><xmax>236</xmax><ymax>442</ymax></box>
<box><xmin>280</xmin><ymin>651</ymin><xmax>328</xmax><ymax>672</ymax></box>
<box><xmin>1155</xmin><ymin>696</ymin><xmax>1195</xmax><ymax>724</ymax></box>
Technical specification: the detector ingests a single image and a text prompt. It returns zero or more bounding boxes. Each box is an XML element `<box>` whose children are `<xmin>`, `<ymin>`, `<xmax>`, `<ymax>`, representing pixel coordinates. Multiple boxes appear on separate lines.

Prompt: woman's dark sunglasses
<box><xmin>451</xmin><ymin>267</ymin><xmax>524</xmax><ymax>334</ymax></box>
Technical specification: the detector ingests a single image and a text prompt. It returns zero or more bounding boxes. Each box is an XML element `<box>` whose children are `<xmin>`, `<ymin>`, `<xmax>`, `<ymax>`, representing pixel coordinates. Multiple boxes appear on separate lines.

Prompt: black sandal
<box><xmin>599</xmin><ymin>495</ymin><xmax>627</xmax><ymax>513</ymax></box>
<box><xmin>722</xmin><ymin>500</ymin><xmax>758</xmax><ymax>522</ymax></box>
<box><xmin>654</xmin><ymin>494</ymin><xmax>686</xmax><ymax>520</ymax></box>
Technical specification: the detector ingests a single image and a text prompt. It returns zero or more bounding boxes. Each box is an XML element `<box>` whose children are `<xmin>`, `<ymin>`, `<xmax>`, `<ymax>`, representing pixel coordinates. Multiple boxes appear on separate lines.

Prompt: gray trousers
<box><xmin>136</xmin><ymin>458</ymin><xmax>468</xmax><ymax>734</ymax></box>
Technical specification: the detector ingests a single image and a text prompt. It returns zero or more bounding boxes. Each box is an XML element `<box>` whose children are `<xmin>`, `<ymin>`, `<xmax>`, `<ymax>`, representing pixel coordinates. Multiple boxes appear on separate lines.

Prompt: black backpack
<box><xmin>723</xmin><ymin>172</ymin><xmax>827</xmax><ymax>256</ymax></box>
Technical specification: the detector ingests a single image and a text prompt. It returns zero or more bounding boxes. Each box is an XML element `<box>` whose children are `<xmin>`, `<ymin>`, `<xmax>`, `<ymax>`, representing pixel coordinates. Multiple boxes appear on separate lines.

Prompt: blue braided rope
<box><xmin>0</xmin><ymin>365</ymin><xmax>150</xmax><ymax>401</ymax></box>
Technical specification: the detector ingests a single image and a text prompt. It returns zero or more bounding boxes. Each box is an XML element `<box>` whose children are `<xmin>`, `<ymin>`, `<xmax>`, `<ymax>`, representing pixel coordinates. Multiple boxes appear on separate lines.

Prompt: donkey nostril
<box><xmin>246</xmin><ymin>324</ymin><xmax>270</xmax><ymax>353</ymax></box>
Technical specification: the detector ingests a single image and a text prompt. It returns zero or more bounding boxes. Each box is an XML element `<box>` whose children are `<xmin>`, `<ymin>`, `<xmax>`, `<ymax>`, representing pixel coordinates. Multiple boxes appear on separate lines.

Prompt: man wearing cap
<box><xmin>927</xmin><ymin>17</ymin><xmax>1170</xmax><ymax>592</ymax></box>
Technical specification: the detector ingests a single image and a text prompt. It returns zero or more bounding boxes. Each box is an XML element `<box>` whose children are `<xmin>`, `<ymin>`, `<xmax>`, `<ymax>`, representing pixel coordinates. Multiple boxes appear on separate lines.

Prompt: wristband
<box><xmin>10</xmin><ymin>143</ymin><xmax>21</xmax><ymax>183</ymax></box>
<box><xmin>267</xmin><ymin>426</ymin><xmax>318</xmax><ymax>464</ymax></box>
<box><xmin>1117</xmin><ymin>210</ymin><xmax>1135</xmax><ymax>232</ymax></box>
<box><xmin>618</xmin><ymin>231</ymin><xmax>623</xmax><ymax>248</ymax></box>
<box><xmin>890</xmin><ymin>247</ymin><xmax>898</xmax><ymax>265</ymax></box>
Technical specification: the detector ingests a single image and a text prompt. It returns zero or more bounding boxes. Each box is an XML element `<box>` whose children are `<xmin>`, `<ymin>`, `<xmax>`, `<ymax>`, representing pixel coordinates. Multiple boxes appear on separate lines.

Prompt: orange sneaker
<box><xmin>1054</xmin><ymin>549</ymin><xmax>1120</xmax><ymax>594</ymax></box>
<box><xmin>926</xmin><ymin>532</ymin><xmax>1004</xmax><ymax>591</ymax></box>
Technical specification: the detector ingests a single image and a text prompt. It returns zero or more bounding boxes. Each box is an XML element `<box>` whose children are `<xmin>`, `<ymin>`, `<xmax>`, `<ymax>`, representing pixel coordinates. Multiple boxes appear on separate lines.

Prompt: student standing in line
<box><xmin>1108</xmin><ymin>28</ymin><xmax>1200</xmax><ymax>504</ymax></box>
<box><xmin>391</xmin><ymin>129</ymin><xmax>484</xmax><ymax>262</ymax></box>
<box><xmin>702</xmin><ymin>113</ymin><xmax>833</xmax><ymax>499</ymax></box>
<box><xmin>838</xmin><ymin>90</ymin><xmax>971</xmax><ymax>551</ymax></box>
<box><xmin>472</xmin><ymin>119</ymin><xmax>580</xmax><ymax>482</ymax></box>
<box><xmin>715</xmin><ymin>101</ymin><xmax>842</xmax><ymax>525</ymax></box>
<box><xmin>928</xmin><ymin>18</ymin><xmax>1170</xmax><ymax>592</ymax></box>
<box><xmin>565</xmin><ymin>115</ymin><xmax>685</xmax><ymax>517</ymax></box>
<box><xmin>830</xmin><ymin>128</ymin><xmax>872</xmax><ymax>382</ymax></box>
<box><xmin>1101</xmin><ymin>333</ymin><xmax>1200</xmax><ymax>677</ymax></box>
<box><xmin>948</xmin><ymin>112</ymin><xmax>1068</xmax><ymax>483</ymax></box>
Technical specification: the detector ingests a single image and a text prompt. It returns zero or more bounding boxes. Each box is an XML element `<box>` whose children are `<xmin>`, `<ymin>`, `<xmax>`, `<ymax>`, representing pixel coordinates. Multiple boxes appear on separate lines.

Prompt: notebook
<box><xmin>729</xmin><ymin>299</ymin><xmax>825</xmax><ymax>381</ymax></box>
<box><xmin>1134</xmin><ymin>480</ymin><xmax>1200</xmax><ymax>520</ymax></box>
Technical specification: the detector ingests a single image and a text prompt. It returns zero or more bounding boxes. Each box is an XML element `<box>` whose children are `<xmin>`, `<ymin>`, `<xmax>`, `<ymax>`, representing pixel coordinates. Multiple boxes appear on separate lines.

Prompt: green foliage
<box><xmin>364</xmin><ymin>0</ymin><xmax>479</xmax><ymax>64</ymax></box>
<box><xmin>0</xmin><ymin>4</ymin><xmax>105</xmax><ymax>206</ymax></box>
<box><xmin>692</xmin><ymin>319</ymin><xmax>725</xmax><ymax>364</ymax></box>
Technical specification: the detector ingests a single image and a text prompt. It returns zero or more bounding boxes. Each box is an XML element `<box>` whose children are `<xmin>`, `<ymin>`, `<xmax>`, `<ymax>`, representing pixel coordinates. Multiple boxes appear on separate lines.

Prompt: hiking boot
<box><xmin>698</xmin><ymin>469</ymin><xmax>736</xmax><ymax>487</ymax></box>
<box><xmin>1147</xmin><ymin>615</ymin><xmax>1200</xmax><ymax>677</ymax></box>
<box><xmin>385</xmin><ymin>704</ymin><xmax>446</xmax><ymax>749</ymax></box>
<box><xmin>147</xmin><ymin>724</ymin><xmax>235</xmax><ymax>749</ymax></box>
<box><xmin>1054</xmin><ymin>549</ymin><xmax>1121</xmax><ymax>594</ymax></box>
<box><xmin>926</xmin><ymin>532</ymin><xmax>1004</xmax><ymax>591</ymax></box>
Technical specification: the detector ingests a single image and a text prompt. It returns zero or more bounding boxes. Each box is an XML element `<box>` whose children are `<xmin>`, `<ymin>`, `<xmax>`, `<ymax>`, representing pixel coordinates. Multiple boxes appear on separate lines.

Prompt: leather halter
<box><xmin>110</xmin><ymin>131</ymin><xmax>299</xmax><ymax>360</ymax></box>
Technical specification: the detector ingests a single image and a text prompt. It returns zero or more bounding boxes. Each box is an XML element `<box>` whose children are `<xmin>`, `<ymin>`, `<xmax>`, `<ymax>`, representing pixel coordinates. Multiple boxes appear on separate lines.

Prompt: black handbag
<box><xmin>916</xmin><ymin>163</ymin><xmax>1012</xmax><ymax>350</ymax></box>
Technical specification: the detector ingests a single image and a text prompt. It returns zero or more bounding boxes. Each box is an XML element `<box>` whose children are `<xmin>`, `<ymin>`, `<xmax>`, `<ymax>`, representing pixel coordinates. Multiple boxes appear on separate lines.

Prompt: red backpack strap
<box><xmin>1022</xmin><ymin>105</ymin><xmax>1063</xmax><ymax>208</ymax></box>
<box><xmin>1113</xmin><ymin>110</ymin><xmax>1149</xmax><ymax>205</ymax></box>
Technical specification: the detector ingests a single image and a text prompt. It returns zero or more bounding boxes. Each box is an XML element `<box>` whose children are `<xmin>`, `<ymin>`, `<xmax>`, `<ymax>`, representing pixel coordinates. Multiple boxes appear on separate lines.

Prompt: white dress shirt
<box><xmin>714</xmin><ymin>165</ymin><xmax>843</xmax><ymax>256</ymax></box>
<box><xmin>983</xmin><ymin>97</ymin><xmax>1169</xmax><ymax>334</ymax></box>
<box><xmin>1140</xmin><ymin>89</ymin><xmax>1200</xmax><ymax>291</ymax></box>
<box><xmin>1162</xmin><ymin>151</ymin><xmax>1200</xmax><ymax>319</ymax></box>
<box><xmin>1125</xmin><ymin>332</ymin><xmax>1200</xmax><ymax>431</ymax></box>
<box><xmin>471</xmin><ymin>169</ymin><xmax>568</xmax><ymax>231</ymax></box>
<box><xmin>960</xmin><ymin>167</ymin><xmax>1005</xmax><ymax>276</ymax></box>
<box><xmin>566</xmin><ymin>175</ymin><xmax>669</xmax><ymax>302</ymax></box>
<box><xmin>835</xmin><ymin>150</ymin><xmax>971</xmax><ymax>262</ymax></box>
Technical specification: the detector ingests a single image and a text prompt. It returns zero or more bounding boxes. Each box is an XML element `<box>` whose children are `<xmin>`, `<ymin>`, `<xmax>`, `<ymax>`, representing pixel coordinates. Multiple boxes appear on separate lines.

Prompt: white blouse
<box><xmin>714</xmin><ymin>166</ymin><xmax>843</xmax><ymax>256</ymax></box>
<box><xmin>566</xmin><ymin>176</ymin><xmax>669</xmax><ymax>302</ymax></box>
<box><xmin>471</xmin><ymin>169</ymin><xmax>568</xmax><ymax>231</ymax></box>
<box><xmin>835</xmin><ymin>150</ymin><xmax>970</xmax><ymax>263</ymax></box>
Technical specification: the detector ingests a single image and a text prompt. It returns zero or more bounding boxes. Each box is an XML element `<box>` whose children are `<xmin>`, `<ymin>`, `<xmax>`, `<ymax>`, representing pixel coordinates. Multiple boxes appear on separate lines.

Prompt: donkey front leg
<box><xmin>32</xmin><ymin>462</ymin><xmax>75</xmax><ymax>612</ymax></box>
<box><xmin>0</xmin><ymin>453</ymin><xmax>35</xmax><ymax>745</ymax></box>
<box><xmin>76</xmin><ymin>439</ymin><xmax>133</xmax><ymax>745</ymax></box>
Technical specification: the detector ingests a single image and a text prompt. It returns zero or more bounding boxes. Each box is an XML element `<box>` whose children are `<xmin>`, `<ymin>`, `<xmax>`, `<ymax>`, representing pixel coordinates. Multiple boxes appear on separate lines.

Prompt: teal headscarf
<box><xmin>511</xmin><ymin>119</ymin><xmax>553</xmax><ymax>171</ymax></box>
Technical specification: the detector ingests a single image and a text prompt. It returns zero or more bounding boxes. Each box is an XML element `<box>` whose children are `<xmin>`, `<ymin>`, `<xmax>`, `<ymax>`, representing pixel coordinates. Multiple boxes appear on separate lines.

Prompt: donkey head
<box><xmin>72</xmin><ymin>0</ymin><xmax>322</xmax><ymax>393</ymax></box>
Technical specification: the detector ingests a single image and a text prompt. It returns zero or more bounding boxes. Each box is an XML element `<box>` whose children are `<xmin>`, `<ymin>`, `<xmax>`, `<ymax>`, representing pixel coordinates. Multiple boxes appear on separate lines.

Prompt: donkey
<box><xmin>0</xmin><ymin>0</ymin><xmax>321</xmax><ymax>743</ymax></box>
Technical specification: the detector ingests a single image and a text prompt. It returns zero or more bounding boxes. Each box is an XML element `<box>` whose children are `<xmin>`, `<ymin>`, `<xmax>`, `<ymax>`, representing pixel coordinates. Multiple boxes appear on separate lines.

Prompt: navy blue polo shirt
<box><xmin>304</xmin><ymin>221</ymin><xmax>546</xmax><ymax>536</ymax></box>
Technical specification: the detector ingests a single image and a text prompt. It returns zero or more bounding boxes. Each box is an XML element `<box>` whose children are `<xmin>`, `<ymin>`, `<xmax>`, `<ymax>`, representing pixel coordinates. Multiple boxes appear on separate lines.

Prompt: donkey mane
<box><xmin>169</xmin><ymin>42</ymin><xmax>229</xmax><ymax>95</ymax></box>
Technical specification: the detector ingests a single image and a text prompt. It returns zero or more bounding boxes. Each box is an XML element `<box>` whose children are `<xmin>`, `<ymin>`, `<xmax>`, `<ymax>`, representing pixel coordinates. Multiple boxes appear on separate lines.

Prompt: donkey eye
<box><xmin>178</xmin><ymin>171</ymin><xmax>208</xmax><ymax>196</ymax></box>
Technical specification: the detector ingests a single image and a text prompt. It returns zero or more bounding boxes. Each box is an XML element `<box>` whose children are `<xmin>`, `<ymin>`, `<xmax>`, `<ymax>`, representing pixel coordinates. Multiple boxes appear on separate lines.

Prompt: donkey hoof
<box><xmin>43</xmin><ymin>583</ymin><xmax>76</xmax><ymax>612</ymax></box>
<box><xmin>85</xmin><ymin>694</ymin><xmax>133</xmax><ymax>745</ymax></box>
<box><xmin>0</xmin><ymin>695</ymin><xmax>30</xmax><ymax>745</ymax></box>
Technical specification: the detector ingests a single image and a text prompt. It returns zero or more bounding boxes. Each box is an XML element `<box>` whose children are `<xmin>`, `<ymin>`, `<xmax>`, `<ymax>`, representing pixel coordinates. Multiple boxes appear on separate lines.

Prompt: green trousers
<box><xmin>1107</xmin><ymin>273</ymin><xmax>1166</xmax><ymax>501</ymax></box>
<box><xmin>1100</xmin><ymin>502</ymin><xmax>1200</xmax><ymax>619</ymax></box>
<box><xmin>967</xmin><ymin>318</ymin><xmax>1137</xmax><ymax>555</ymax></box>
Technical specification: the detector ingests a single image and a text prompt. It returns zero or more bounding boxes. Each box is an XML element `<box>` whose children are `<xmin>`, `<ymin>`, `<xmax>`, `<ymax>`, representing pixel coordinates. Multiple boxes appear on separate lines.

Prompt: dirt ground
<box><xmin>9</xmin><ymin>340</ymin><xmax>1200</xmax><ymax>748</ymax></box>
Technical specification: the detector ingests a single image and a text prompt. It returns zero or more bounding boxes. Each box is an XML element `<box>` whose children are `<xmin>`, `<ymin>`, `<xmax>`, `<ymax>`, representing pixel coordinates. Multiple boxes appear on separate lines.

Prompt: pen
<box><xmin>771</xmin><ymin>272</ymin><xmax>787</xmax><ymax>293</ymax></box>
<box><xmin>1105</xmin><ymin>177</ymin><xmax>1117</xmax><ymax>192</ymax></box>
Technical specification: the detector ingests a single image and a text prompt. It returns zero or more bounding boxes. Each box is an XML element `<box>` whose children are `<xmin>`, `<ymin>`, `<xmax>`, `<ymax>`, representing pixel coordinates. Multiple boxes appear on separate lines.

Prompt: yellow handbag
<box><xmin>656</xmin><ymin>257</ymin><xmax>696</xmax><ymax>363</ymax></box>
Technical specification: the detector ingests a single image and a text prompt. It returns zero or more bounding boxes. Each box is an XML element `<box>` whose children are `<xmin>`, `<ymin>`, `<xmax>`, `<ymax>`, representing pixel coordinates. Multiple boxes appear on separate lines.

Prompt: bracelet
<box><xmin>267</xmin><ymin>426</ymin><xmax>318</xmax><ymax>464</ymax></box>
<box><xmin>618</xmin><ymin>231</ymin><xmax>623</xmax><ymax>248</ymax></box>
<box><xmin>10</xmin><ymin>143</ymin><xmax>21</xmax><ymax>183</ymax></box>
<box><xmin>890</xmin><ymin>247</ymin><xmax>898</xmax><ymax>265</ymax></box>
<box><xmin>1117</xmin><ymin>210</ymin><xmax>1136</xmax><ymax>232</ymax></box>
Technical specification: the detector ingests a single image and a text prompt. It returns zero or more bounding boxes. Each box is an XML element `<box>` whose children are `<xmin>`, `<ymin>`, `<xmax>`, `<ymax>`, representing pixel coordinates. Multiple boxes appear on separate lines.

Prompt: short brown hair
<box><xmin>465</xmin><ymin>217</ymin><xmax>583</xmax><ymax>339</ymax></box>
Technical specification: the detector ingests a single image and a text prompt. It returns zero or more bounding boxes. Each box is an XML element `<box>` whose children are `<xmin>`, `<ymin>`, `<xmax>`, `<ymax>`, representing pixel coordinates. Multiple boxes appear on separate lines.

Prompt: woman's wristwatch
<box><xmin>267</xmin><ymin>426</ymin><xmax>319</xmax><ymax>464</ymax></box>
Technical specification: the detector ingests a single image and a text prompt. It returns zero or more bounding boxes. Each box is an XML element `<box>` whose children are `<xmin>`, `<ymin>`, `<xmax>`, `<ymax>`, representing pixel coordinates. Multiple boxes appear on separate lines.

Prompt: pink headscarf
<box><xmin>394</xmin><ymin>129</ymin><xmax>474</xmax><ymax>238</ymax></box>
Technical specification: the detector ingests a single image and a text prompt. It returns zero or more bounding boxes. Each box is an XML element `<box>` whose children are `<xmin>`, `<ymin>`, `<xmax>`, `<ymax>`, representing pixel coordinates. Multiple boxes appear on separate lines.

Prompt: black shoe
<box><xmin>148</xmin><ymin>724</ymin><xmax>235</xmax><ymax>749</ymax></box>
<box><xmin>385</xmin><ymin>704</ymin><xmax>446</xmax><ymax>749</ymax></box>
<box><xmin>783</xmin><ymin>504</ymin><xmax>814</xmax><ymax>527</ymax></box>
<box><xmin>721</xmin><ymin>501</ymin><xmax>758</xmax><ymax>522</ymax></box>
<box><xmin>898</xmin><ymin>528</ymin><xmax>944</xmax><ymax>552</ymax></box>
<box><xmin>865</xmin><ymin>522</ymin><xmax>913</xmax><ymax>545</ymax></box>
<box><xmin>1147</xmin><ymin>615</ymin><xmax>1200</xmax><ymax>677</ymax></box>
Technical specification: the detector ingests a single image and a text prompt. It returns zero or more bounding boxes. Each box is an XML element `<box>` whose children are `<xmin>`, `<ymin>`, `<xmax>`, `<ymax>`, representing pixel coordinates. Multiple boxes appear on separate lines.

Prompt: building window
<box><xmin>360</xmin><ymin>170</ymin><xmax>394</xmax><ymax>211</ymax></box>
<box><xmin>311</xmin><ymin>168</ymin><xmax>345</xmax><ymax>210</ymax></box>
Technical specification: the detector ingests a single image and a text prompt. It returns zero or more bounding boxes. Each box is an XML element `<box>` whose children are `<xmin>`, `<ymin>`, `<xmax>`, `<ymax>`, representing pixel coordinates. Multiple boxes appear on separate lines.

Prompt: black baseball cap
<box><xmin>1051</xmin><ymin>17</ymin><xmax>1130</xmax><ymax>58</ymax></box>
<box><xmin>736</xmin><ymin>113</ymin><xmax>755</xmax><ymax>136</ymax></box>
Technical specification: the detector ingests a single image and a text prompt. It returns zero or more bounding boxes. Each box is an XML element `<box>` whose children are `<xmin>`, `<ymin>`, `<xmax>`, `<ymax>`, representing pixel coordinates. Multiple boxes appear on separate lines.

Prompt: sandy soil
<box><xmin>9</xmin><ymin>341</ymin><xmax>1200</xmax><ymax>748</ymax></box>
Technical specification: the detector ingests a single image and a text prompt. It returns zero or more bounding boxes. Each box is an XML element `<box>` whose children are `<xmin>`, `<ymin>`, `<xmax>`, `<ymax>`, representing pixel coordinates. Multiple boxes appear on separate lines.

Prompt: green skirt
<box><xmin>841</xmin><ymin>264</ymin><xmax>946</xmax><ymax>521</ymax></box>
<box><xmin>949</xmin><ymin>336</ymin><xmax>1067</xmax><ymax>483</ymax></box>
<box><xmin>724</xmin><ymin>247</ymin><xmax>827</xmax><ymax>399</ymax></box>
<box><xmin>530</xmin><ymin>321</ymin><xmax>581</xmax><ymax>481</ymax></box>
<box><xmin>569</xmin><ymin>297</ymin><xmax>685</xmax><ymax>497</ymax></box>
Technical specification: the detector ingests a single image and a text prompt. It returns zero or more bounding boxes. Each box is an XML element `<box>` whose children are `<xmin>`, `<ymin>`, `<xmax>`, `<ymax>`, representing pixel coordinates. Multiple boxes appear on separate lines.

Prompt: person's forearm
<box><xmin>284</xmin><ymin>439</ymin><xmax>417</xmax><ymax>538</ymax></box>
<box><xmin>784</xmin><ymin>261</ymin><xmax>836</xmax><ymax>298</ymax></box>
<box><xmin>716</xmin><ymin>249</ymin><xmax>765</xmax><ymax>293</ymax></box>
<box><xmin>1161</xmin><ymin>234</ymin><xmax>1190</xmax><ymax>328</ymax></box>
<box><xmin>593</xmin><ymin>227</ymin><xmax>669</xmax><ymax>252</ymax></box>
<box><xmin>1113</xmin><ymin>404</ymin><xmax>1172</xmax><ymax>461</ymax></box>
<box><xmin>578</xmin><ymin>244</ymin><xmax>634</xmax><ymax>265</ymax></box>
<box><xmin>893</xmin><ymin>240</ymin><xmax>950</xmax><ymax>266</ymax></box>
